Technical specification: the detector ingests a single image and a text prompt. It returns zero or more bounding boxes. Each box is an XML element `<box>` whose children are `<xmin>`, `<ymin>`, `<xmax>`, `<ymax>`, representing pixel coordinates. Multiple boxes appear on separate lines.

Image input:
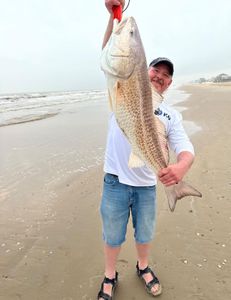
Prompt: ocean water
<box><xmin>0</xmin><ymin>90</ymin><xmax>107</xmax><ymax>127</ymax></box>
<box><xmin>0</xmin><ymin>87</ymin><xmax>201</xmax><ymax>134</ymax></box>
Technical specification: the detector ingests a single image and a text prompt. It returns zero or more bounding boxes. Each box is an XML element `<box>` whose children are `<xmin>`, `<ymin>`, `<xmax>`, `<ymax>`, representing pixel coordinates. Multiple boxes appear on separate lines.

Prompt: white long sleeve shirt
<box><xmin>104</xmin><ymin>101</ymin><xmax>194</xmax><ymax>186</ymax></box>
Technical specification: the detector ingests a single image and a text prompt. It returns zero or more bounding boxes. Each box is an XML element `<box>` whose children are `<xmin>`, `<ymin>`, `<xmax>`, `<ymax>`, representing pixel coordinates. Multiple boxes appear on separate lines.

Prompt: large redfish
<box><xmin>100</xmin><ymin>16</ymin><xmax>202</xmax><ymax>211</ymax></box>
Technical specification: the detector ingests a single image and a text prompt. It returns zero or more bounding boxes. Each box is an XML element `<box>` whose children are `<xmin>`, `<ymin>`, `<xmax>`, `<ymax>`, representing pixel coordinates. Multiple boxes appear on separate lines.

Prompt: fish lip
<box><xmin>110</xmin><ymin>54</ymin><xmax>130</xmax><ymax>58</ymax></box>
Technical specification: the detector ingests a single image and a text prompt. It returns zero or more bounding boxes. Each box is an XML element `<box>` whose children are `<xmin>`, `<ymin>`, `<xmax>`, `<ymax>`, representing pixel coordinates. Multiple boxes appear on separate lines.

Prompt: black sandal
<box><xmin>97</xmin><ymin>271</ymin><xmax>118</xmax><ymax>300</ymax></box>
<box><xmin>136</xmin><ymin>262</ymin><xmax>162</xmax><ymax>296</ymax></box>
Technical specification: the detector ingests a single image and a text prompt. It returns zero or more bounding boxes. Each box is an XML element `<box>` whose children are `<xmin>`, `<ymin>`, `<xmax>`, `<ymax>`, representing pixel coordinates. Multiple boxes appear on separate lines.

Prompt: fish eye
<box><xmin>130</xmin><ymin>30</ymin><xmax>134</xmax><ymax>36</ymax></box>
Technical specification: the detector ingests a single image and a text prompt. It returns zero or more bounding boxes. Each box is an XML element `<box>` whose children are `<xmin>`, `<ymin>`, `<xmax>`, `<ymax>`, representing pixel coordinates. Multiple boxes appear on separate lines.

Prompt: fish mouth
<box><xmin>104</xmin><ymin>53</ymin><xmax>135</xmax><ymax>79</ymax></box>
<box><xmin>110</xmin><ymin>54</ymin><xmax>130</xmax><ymax>58</ymax></box>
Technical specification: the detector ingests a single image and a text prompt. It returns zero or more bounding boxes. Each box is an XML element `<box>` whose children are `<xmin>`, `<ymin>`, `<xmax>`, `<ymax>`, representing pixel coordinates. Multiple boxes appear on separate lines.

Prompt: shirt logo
<box><xmin>154</xmin><ymin>108</ymin><xmax>171</xmax><ymax>121</ymax></box>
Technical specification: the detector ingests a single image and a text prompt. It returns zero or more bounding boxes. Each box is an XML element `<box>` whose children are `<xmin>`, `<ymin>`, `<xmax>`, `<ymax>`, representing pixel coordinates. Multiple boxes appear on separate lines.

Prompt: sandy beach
<box><xmin>0</xmin><ymin>84</ymin><xmax>231</xmax><ymax>300</ymax></box>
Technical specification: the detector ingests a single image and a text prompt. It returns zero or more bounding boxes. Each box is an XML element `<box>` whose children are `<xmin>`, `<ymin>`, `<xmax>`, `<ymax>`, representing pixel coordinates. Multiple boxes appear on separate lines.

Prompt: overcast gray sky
<box><xmin>0</xmin><ymin>0</ymin><xmax>231</xmax><ymax>93</ymax></box>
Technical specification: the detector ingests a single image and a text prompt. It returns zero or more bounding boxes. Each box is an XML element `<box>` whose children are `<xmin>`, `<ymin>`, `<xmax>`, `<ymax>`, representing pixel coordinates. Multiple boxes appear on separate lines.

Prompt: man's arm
<box><xmin>158</xmin><ymin>151</ymin><xmax>194</xmax><ymax>186</ymax></box>
<box><xmin>102</xmin><ymin>0</ymin><xmax>125</xmax><ymax>49</ymax></box>
<box><xmin>102</xmin><ymin>14</ymin><xmax>114</xmax><ymax>49</ymax></box>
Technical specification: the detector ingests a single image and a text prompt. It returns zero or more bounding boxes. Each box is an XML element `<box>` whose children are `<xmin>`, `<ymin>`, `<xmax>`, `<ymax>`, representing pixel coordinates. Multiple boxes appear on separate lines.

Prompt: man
<box><xmin>98</xmin><ymin>1</ymin><xmax>195</xmax><ymax>299</ymax></box>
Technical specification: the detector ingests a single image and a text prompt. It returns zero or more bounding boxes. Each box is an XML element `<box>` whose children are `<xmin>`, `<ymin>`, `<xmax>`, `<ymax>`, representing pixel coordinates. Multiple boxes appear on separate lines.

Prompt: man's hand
<box><xmin>158</xmin><ymin>151</ymin><xmax>194</xmax><ymax>186</ymax></box>
<box><xmin>158</xmin><ymin>164</ymin><xmax>186</xmax><ymax>186</ymax></box>
<box><xmin>105</xmin><ymin>0</ymin><xmax>125</xmax><ymax>14</ymax></box>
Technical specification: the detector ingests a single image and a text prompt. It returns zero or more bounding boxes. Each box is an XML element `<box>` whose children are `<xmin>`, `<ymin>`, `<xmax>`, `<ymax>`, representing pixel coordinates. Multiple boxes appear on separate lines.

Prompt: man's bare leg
<box><xmin>136</xmin><ymin>243</ymin><xmax>160</xmax><ymax>294</ymax></box>
<box><xmin>99</xmin><ymin>244</ymin><xmax>121</xmax><ymax>299</ymax></box>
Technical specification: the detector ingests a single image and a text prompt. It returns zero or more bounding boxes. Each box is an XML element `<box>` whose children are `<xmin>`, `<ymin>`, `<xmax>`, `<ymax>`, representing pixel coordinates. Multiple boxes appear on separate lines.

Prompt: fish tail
<box><xmin>164</xmin><ymin>181</ymin><xmax>202</xmax><ymax>212</ymax></box>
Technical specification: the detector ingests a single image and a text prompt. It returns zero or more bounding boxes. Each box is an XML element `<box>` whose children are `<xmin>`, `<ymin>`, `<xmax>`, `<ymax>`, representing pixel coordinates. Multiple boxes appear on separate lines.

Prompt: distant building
<box><xmin>194</xmin><ymin>73</ymin><xmax>231</xmax><ymax>83</ymax></box>
<box><xmin>214</xmin><ymin>73</ymin><xmax>231</xmax><ymax>82</ymax></box>
<box><xmin>195</xmin><ymin>78</ymin><xmax>206</xmax><ymax>83</ymax></box>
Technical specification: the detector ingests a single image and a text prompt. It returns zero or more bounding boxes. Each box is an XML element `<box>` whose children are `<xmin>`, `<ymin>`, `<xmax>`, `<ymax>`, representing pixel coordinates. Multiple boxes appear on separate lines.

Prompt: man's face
<box><xmin>148</xmin><ymin>63</ymin><xmax>172</xmax><ymax>94</ymax></box>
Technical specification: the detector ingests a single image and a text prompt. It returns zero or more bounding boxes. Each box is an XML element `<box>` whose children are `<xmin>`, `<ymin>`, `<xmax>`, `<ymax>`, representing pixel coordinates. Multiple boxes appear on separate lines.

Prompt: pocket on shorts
<box><xmin>104</xmin><ymin>173</ymin><xmax>119</xmax><ymax>185</ymax></box>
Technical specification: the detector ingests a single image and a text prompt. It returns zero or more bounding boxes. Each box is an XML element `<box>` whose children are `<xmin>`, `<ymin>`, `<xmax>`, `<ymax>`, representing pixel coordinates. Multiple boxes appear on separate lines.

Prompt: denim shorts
<box><xmin>100</xmin><ymin>173</ymin><xmax>156</xmax><ymax>247</ymax></box>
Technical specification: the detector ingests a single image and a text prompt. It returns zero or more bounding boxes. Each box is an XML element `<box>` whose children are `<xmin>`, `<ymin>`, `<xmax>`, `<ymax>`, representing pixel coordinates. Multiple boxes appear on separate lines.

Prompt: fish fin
<box><xmin>114</xmin><ymin>80</ymin><xmax>125</xmax><ymax>106</ymax></box>
<box><xmin>164</xmin><ymin>181</ymin><xmax>202</xmax><ymax>212</ymax></box>
<box><xmin>128</xmin><ymin>152</ymin><xmax>145</xmax><ymax>168</ymax></box>
<box><xmin>107</xmin><ymin>89</ymin><xmax>113</xmax><ymax>111</ymax></box>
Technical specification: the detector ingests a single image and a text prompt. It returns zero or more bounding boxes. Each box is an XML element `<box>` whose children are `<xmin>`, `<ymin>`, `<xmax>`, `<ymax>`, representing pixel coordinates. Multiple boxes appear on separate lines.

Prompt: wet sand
<box><xmin>0</xmin><ymin>84</ymin><xmax>231</xmax><ymax>300</ymax></box>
